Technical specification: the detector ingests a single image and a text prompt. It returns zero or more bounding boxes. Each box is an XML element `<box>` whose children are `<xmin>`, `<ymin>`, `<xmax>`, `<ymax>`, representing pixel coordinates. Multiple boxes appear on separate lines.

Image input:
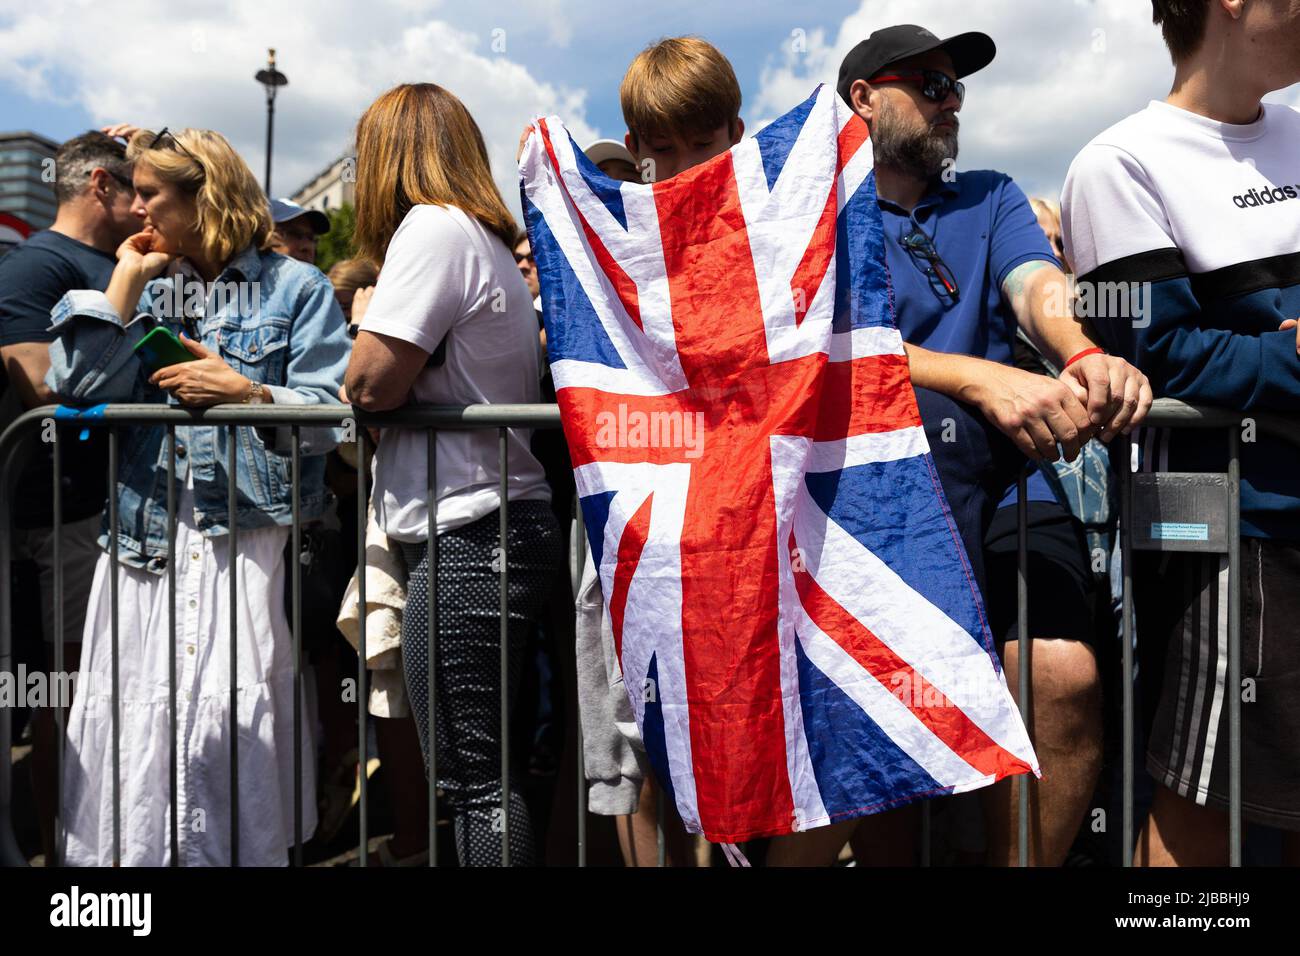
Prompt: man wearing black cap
<box><xmin>777</xmin><ymin>25</ymin><xmax>1151</xmax><ymax>867</ymax></box>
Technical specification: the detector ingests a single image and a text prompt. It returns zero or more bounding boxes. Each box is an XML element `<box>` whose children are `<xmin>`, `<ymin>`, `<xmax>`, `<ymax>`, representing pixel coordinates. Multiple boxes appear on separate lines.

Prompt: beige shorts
<box><xmin>11</xmin><ymin>512</ymin><xmax>102</xmax><ymax>646</ymax></box>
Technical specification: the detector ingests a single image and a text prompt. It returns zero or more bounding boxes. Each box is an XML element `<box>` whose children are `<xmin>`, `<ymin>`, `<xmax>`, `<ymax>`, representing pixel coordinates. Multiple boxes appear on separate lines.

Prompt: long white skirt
<box><xmin>62</xmin><ymin>474</ymin><xmax>317</xmax><ymax>866</ymax></box>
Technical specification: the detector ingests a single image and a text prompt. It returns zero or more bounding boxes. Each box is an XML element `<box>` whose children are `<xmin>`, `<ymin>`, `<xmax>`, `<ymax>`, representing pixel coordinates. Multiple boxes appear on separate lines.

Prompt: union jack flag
<box><xmin>520</xmin><ymin>84</ymin><xmax>1039</xmax><ymax>844</ymax></box>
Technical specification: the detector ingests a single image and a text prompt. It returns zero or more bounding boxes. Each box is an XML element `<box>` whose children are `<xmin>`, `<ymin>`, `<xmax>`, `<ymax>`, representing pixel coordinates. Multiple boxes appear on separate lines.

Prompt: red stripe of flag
<box><xmin>789</xmin><ymin>181</ymin><xmax>838</xmax><ymax>326</ymax></box>
<box><xmin>653</xmin><ymin>147</ymin><xmax>797</xmax><ymax>837</ymax></box>
<box><xmin>609</xmin><ymin>493</ymin><xmax>654</xmax><ymax>665</ymax></box>
<box><xmin>813</xmin><ymin>353</ymin><xmax>921</xmax><ymax>441</ymax></box>
<box><xmin>837</xmin><ymin>113</ymin><xmax>869</xmax><ymax>173</ymax></box>
<box><xmin>790</xmin><ymin>532</ymin><xmax>1035</xmax><ymax>780</ymax></box>
<box><xmin>538</xmin><ymin>120</ymin><xmax>642</xmax><ymax>330</ymax></box>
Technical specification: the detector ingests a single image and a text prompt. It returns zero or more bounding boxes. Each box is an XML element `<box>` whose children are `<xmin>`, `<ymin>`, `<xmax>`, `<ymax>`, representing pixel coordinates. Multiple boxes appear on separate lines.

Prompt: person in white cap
<box><xmin>584</xmin><ymin>138</ymin><xmax>640</xmax><ymax>183</ymax></box>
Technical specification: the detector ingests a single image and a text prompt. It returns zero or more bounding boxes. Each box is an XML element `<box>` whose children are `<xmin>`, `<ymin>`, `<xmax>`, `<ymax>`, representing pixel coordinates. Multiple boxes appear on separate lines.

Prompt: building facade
<box><xmin>0</xmin><ymin>131</ymin><xmax>59</xmax><ymax>230</ymax></box>
<box><xmin>290</xmin><ymin>154</ymin><xmax>354</xmax><ymax>213</ymax></box>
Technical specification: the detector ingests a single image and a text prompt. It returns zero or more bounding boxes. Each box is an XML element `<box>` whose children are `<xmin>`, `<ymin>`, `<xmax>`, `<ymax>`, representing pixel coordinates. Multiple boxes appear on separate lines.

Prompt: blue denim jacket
<box><xmin>44</xmin><ymin>246</ymin><xmax>351</xmax><ymax>572</ymax></box>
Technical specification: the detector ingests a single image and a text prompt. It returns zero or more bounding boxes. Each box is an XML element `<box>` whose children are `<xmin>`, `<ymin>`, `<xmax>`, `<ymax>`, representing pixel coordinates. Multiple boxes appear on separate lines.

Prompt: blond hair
<box><xmin>1030</xmin><ymin>197</ymin><xmax>1061</xmax><ymax>225</ymax></box>
<box><xmin>327</xmin><ymin>257</ymin><xmax>379</xmax><ymax>293</ymax></box>
<box><xmin>620</xmin><ymin>37</ymin><xmax>742</xmax><ymax>147</ymax></box>
<box><xmin>353</xmin><ymin>83</ymin><xmax>517</xmax><ymax>265</ymax></box>
<box><xmin>127</xmin><ymin>128</ymin><xmax>273</xmax><ymax>264</ymax></box>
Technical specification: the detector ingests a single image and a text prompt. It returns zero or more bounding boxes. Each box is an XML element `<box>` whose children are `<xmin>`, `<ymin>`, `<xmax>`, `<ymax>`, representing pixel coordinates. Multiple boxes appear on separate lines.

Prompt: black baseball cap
<box><xmin>836</xmin><ymin>25</ymin><xmax>996</xmax><ymax>104</ymax></box>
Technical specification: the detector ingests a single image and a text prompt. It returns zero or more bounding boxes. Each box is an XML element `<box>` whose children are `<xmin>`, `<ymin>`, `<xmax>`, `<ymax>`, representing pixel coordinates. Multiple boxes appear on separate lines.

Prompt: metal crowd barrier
<box><xmin>1</xmin><ymin>399</ymin><xmax>1296</xmax><ymax>868</ymax></box>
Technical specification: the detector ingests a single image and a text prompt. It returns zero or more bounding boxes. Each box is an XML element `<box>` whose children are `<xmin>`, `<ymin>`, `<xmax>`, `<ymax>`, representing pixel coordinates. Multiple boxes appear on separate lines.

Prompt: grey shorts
<box><xmin>1136</xmin><ymin>539</ymin><xmax>1300</xmax><ymax>831</ymax></box>
<box><xmin>11</xmin><ymin>512</ymin><xmax>102</xmax><ymax>646</ymax></box>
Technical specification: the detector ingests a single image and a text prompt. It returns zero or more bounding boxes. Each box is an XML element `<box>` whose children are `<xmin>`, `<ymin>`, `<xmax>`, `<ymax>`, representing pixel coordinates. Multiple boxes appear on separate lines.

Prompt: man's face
<box><xmin>514</xmin><ymin>238</ymin><xmax>539</xmax><ymax>298</ymax></box>
<box><xmin>626</xmin><ymin>119</ymin><xmax>744</xmax><ymax>182</ymax></box>
<box><xmin>95</xmin><ymin>166</ymin><xmax>139</xmax><ymax>246</ymax></box>
<box><xmin>598</xmin><ymin>157</ymin><xmax>641</xmax><ymax>183</ymax></box>
<box><xmin>273</xmin><ymin>216</ymin><xmax>319</xmax><ymax>264</ymax></box>
<box><xmin>853</xmin><ymin>50</ymin><xmax>962</xmax><ymax>179</ymax></box>
<box><xmin>1241</xmin><ymin>0</ymin><xmax>1300</xmax><ymax>89</ymax></box>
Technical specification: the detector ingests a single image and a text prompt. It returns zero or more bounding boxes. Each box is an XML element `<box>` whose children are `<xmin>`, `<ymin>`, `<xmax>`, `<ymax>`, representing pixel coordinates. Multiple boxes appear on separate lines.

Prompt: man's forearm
<box><xmin>903</xmin><ymin>342</ymin><xmax>995</xmax><ymax>406</ymax></box>
<box><xmin>0</xmin><ymin>343</ymin><xmax>58</xmax><ymax>408</ymax></box>
<box><xmin>1004</xmin><ymin>262</ymin><xmax>1094</xmax><ymax>368</ymax></box>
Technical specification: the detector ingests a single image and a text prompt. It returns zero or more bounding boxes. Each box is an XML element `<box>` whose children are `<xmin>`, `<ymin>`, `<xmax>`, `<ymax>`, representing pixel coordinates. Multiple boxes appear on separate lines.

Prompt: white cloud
<box><xmin>750</xmin><ymin>0</ymin><xmax>1300</xmax><ymax>200</ymax></box>
<box><xmin>0</xmin><ymin>0</ymin><xmax>599</xmax><ymax>220</ymax></box>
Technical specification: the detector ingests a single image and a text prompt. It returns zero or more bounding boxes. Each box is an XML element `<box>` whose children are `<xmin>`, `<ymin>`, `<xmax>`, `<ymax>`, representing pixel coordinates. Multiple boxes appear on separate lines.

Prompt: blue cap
<box><xmin>269</xmin><ymin>198</ymin><xmax>330</xmax><ymax>234</ymax></box>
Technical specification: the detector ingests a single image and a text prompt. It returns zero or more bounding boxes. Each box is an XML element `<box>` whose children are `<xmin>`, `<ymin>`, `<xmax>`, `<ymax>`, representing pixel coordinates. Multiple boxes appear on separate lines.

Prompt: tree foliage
<box><xmin>314</xmin><ymin>202</ymin><xmax>356</xmax><ymax>274</ymax></box>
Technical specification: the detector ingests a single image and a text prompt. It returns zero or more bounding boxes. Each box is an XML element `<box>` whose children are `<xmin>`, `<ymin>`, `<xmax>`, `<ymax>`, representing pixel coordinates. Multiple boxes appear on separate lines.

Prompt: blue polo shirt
<box><xmin>878</xmin><ymin>169</ymin><xmax>1058</xmax><ymax>365</ymax></box>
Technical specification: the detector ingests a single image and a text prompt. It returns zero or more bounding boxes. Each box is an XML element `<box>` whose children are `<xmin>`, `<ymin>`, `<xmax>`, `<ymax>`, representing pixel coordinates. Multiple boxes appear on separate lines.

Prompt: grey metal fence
<box><xmin>1</xmin><ymin>399</ymin><xmax>1295</xmax><ymax>867</ymax></box>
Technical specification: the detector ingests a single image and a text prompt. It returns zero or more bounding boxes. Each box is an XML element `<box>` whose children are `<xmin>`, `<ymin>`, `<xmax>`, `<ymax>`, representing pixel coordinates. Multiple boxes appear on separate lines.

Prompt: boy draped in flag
<box><xmin>524</xmin><ymin>37</ymin><xmax>750</xmax><ymax>866</ymax></box>
<box><xmin>520</xmin><ymin>34</ymin><xmax>1043</xmax><ymax>860</ymax></box>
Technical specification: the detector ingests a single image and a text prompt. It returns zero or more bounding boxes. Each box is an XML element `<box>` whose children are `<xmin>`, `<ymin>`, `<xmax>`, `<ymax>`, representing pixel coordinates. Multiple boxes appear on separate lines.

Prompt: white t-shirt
<box><xmin>1063</xmin><ymin>99</ymin><xmax>1300</xmax><ymax>279</ymax></box>
<box><xmin>1061</xmin><ymin>99</ymin><xmax>1300</xmax><ymax>539</ymax></box>
<box><xmin>360</xmin><ymin>204</ymin><xmax>551</xmax><ymax>541</ymax></box>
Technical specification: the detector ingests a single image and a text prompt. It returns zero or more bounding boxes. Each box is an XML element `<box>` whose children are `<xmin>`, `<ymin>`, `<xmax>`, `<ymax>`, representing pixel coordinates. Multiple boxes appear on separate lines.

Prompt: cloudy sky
<box><xmin>3</xmin><ymin>0</ymin><xmax>1298</xmax><ymax>220</ymax></box>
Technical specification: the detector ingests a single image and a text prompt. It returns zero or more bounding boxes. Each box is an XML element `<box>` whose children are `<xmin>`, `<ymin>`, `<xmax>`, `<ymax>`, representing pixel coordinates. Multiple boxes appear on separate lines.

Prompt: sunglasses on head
<box><xmin>148</xmin><ymin>127</ymin><xmax>205</xmax><ymax>176</ymax></box>
<box><xmin>869</xmin><ymin>69</ymin><xmax>965</xmax><ymax>108</ymax></box>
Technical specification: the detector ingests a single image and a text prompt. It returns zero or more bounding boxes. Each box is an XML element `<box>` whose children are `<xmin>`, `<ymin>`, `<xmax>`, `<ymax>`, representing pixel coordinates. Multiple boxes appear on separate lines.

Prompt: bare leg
<box><xmin>1135</xmin><ymin>785</ymin><xmax>1228</xmax><ymax>866</ymax></box>
<box><xmin>766</xmin><ymin>819</ymin><xmax>858</xmax><ymax>867</ymax></box>
<box><xmin>985</xmin><ymin>638</ymin><xmax>1102</xmax><ymax>866</ymax></box>
<box><xmin>616</xmin><ymin>777</ymin><xmax>694</xmax><ymax>867</ymax></box>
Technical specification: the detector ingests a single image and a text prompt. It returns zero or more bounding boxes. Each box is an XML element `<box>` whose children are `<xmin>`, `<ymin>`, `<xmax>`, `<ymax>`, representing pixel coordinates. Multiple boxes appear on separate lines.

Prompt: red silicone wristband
<box><xmin>1064</xmin><ymin>347</ymin><xmax>1105</xmax><ymax>368</ymax></box>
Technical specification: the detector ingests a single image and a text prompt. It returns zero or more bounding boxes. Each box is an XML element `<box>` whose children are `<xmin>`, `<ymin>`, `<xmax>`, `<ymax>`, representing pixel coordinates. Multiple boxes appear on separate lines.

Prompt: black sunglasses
<box><xmin>869</xmin><ymin>69</ymin><xmax>965</xmax><ymax>108</ymax></box>
<box><xmin>149</xmin><ymin>127</ymin><xmax>205</xmax><ymax>176</ymax></box>
<box><xmin>901</xmin><ymin>221</ymin><xmax>960</xmax><ymax>304</ymax></box>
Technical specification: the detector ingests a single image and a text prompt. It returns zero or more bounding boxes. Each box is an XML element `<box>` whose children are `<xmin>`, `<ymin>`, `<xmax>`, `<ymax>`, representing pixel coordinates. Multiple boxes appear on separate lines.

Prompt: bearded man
<box><xmin>766</xmin><ymin>25</ymin><xmax>1153</xmax><ymax>867</ymax></box>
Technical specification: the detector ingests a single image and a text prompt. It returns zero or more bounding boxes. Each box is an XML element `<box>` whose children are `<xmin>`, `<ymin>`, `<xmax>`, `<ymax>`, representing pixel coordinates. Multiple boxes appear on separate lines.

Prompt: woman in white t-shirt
<box><xmin>343</xmin><ymin>83</ymin><xmax>560</xmax><ymax>866</ymax></box>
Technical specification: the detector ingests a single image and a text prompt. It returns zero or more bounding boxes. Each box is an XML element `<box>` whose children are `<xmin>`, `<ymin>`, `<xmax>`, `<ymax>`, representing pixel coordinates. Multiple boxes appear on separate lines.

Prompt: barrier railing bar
<box><xmin>356</xmin><ymin>420</ymin><xmax>368</xmax><ymax>866</ymax></box>
<box><xmin>51</xmin><ymin>422</ymin><xmax>64</xmax><ymax>868</ymax></box>
<box><xmin>498</xmin><ymin>427</ymin><xmax>510</xmax><ymax>867</ymax></box>
<box><xmin>0</xmin><ymin>399</ymin><xmax>1277</xmax><ymax>869</ymax></box>
<box><xmin>1016</xmin><ymin>467</ymin><xmax>1029</xmax><ymax>868</ymax></box>
<box><xmin>227</xmin><ymin>425</ymin><xmax>239</xmax><ymax>867</ymax></box>
<box><xmin>572</xmin><ymin>499</ymin><xmax>586</xmax><ymax>868</ymax></box>
<box><xmin>167</xmin><ymin>425</ymin><xmax>178</xmax><ymax>867</ymax></box>
<box><xmin>427</xmin><ymin>427</ymin><xmax>439</xmax><ymax>867</ymax></box>
<box><xmin>291</xmin><ymin>425</ymin><xmax>303</xmax><ymax>866</ymax></box>
<box><xmin>1119</xmin><ymin>435</ymin><xmax>1135</xmax><ymax>868</ymax></box>
<box><xmin>1227</xmin><ymin>427</ymin><xmax>1242</xmax><ymax>867</ymax></box>
<box><xmin>108</xmin><ymin>424</ymin><xmax>121</xmax><ymax>867</ymax></box>
<box><xmin>0</xmin><ymin>427</ymin><xmax>14</xmax><ymax>867</ymax></box>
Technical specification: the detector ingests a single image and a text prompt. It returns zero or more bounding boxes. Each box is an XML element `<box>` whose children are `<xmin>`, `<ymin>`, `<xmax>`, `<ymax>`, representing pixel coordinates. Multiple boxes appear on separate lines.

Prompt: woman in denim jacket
<box><xmin>44</xmin><ymin>128</ymin><xmax>351</xmax><ymax>866</ymax></box>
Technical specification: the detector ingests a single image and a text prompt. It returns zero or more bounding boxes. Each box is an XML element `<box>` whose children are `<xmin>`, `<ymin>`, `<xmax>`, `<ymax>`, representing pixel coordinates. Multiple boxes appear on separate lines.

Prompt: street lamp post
<box><xmin>255</xmin><ymin>48</ymin><xmax>289</xmax><ymax>196</ymax></box>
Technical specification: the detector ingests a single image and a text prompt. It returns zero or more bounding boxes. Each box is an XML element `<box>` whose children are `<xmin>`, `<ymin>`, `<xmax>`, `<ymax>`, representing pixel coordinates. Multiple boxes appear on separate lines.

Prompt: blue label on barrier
<box><xmin>1151</xmin><ymin>522</ymin><xmax>1209</xmax><ymax>542</ymax></box>
<box><xmin>53</xmin><ymin>403</ymin><xmax>107</xmax><ymax>420</ymax></box>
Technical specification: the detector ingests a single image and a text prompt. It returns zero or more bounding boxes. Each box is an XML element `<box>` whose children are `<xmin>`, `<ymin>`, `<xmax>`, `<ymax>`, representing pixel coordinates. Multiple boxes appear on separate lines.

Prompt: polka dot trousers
<box><xmin>399</xmin><ymin>501</ymin><xmax>560</xmax><ymax>867</ymax></box>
